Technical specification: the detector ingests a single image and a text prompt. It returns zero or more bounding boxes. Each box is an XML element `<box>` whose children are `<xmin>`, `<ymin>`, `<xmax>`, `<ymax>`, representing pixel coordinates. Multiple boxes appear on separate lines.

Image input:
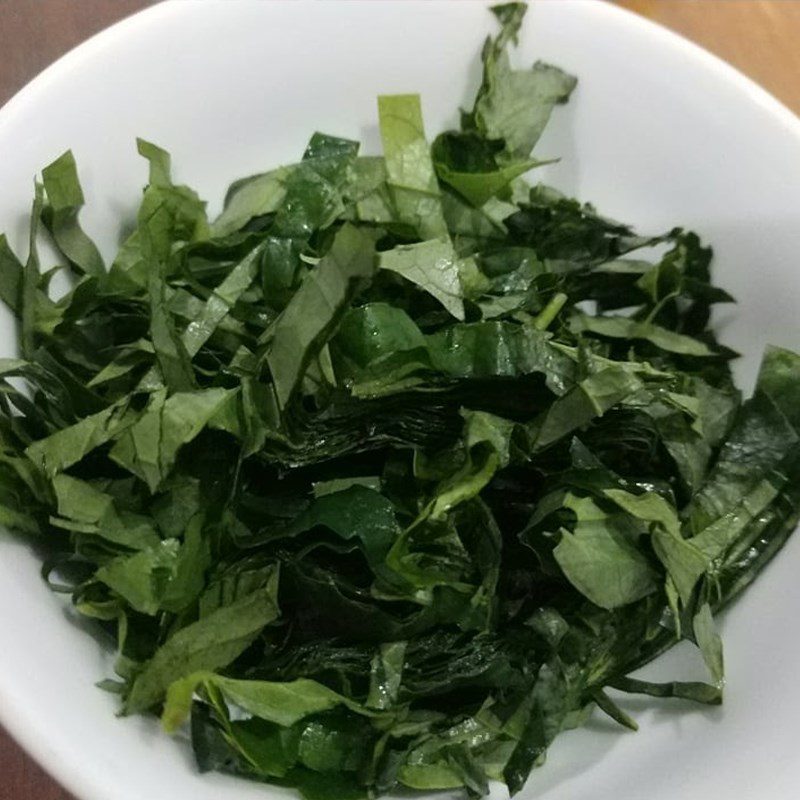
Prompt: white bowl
<box><xmin>1</xmin><ymin>2</ymin><xmax>800</xmax><ymax>799</ymax></box>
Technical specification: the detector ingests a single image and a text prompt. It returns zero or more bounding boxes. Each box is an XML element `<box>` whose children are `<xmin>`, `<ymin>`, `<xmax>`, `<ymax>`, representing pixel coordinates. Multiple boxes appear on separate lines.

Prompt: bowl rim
<box><xmin>1</xmin><ymin>2</ymin><xmax>799</xmax><ymax>799</ymax></box>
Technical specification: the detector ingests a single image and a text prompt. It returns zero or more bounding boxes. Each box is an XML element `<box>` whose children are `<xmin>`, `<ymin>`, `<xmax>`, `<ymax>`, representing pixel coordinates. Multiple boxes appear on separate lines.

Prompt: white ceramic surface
<box><xmin>1</xmin><ymin>2</ymin><xmax>800</xmax><ymax>799</ymax></box>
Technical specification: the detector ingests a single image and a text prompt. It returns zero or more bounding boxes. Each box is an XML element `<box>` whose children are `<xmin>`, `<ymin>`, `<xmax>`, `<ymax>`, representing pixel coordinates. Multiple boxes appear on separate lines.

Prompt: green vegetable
<box><xmin>377</xmin><ymin>94</ymin><xmax>448</xmax><ymax>239</ymax></box>
<box><xmin>0</xmin><ymin>3</ymin><xmax>798</xmax><ymax>799</ymax></box>
<box><xmin>41</xmin><ymin>151</ymin><xmax>105</xmax><ymax>277</ymax></box>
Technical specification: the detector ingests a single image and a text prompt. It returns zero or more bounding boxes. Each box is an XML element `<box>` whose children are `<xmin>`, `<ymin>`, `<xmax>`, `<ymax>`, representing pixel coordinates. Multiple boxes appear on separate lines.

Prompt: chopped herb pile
<box><xmin>1</xmin><ymin>4</ymin><xmax>799</xmax><ymax>798</ymax></box>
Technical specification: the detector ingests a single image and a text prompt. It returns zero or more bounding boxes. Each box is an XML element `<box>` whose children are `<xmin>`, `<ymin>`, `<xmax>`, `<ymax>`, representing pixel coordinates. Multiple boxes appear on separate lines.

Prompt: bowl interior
<box><xmin>1</xmin><ymin>3</ymin><xmax>800</xmax><ymax>800</ymax></box>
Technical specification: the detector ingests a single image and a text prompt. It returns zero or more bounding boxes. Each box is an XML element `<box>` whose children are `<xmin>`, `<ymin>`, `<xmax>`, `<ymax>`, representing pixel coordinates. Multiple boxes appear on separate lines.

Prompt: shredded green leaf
<box><xmin>0</xmin><ymin>4</ymin><xmax>798</xmax><ymax>799</ymax></box>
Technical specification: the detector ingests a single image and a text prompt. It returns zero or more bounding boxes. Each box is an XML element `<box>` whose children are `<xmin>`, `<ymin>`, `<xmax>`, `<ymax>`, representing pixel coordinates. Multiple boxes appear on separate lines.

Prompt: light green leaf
<box><xmin>212</xmin><ymin>167</ymin><xmax>291</xmax><ymax>237</ymax></box>
<box><xmin>40</xmin><ymin>151</ymin><xmax>105</xmax><ymax>277</ymax></box>
<box><xmin>127</xmin><ymin>574</ymin><xmax>279</xmax><ymax>713</ymax></box>
<box><xmin>163</xmin><ymin>672</ymin><xmax>368</xmax><ymax>734</ymax></box>
<box><xmin>430</xmin><ymin>410</ymin><xmax>515</xmax><ymax>519</ymax></box>
<box><xmin>693</xmin><ymin>602</ymin><xmax>724</xmax><ymax>689</ymax></box>
<box><xmin>603</xmin><ymin>489</ymin><xmax>681</xmax><ymax>535</ymax></box>
<box><xmin>651</xmin><ymin>526</ymin><xmax>710</xmax><ymax>605</ymax></box>
<box><xmin>182</xmin><ymin>244</ymin><xmax>263</xmax><ymax>357</ymax></box>
<box><xmin>379</xmin><ymin>239</ymin><xmax>464</xmax><ymax>320</ymax></box>
<box><xmin>554</xmin><ymin>496</ymin><xmax>657</xmax><ymax>609</ymax></box>
<box><xmin>96</xmin><ymin>539</ymin><xmax>180</xmax><ymax>615</ymax></box>
<box><xmin>26</xmin><ymin>400</ymin><xmax>140</xmax><ymax>477</ymax></box>
<box><xmin>534</xmin><ymin>367</ymin><xmax>643</xmax><ymax>449</ymax></box>
<box><xmin>109</xmin><ymin>388</ymin><xmax>232</xmax><ymax>492</ymax></box>
<box><xmin>473</xmin><ymin>10</ymin><xmax>576</xmax><ymax>160</ymax></box>
<box><xmin>51</xmin><ymin>474</ymin><xmax>160</xmax><ymax>550</ymax></box>
<box><xmin>569</xmin><ymin>312</ymin><xmax>716</xmax><ymax>357</ymax></box>
<box><xmin>367</xmin><ymin>641</ymin><xmax>407</xmax><ymax>710</ymax></box>
<box><xmin>378</xmin><ymin>94</ymin><xmax>448</xmax><ymax>239</ymax></box>
<box><xmin>149</xmin><ymin>269</ymin><xmax>196</xmax><ymax>392</ymax></box>
<box><xmin>137</xmin><ymin>138</ymin><xmax>172</xmax><ymax>187</ymax></box>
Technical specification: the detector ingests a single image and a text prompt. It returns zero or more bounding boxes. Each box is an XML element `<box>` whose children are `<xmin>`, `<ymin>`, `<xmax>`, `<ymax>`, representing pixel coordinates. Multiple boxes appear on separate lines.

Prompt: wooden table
<box><xmin>0</xmin><ymin>1</ymin><xmax>798</xmax><ymax>798</ymax></box>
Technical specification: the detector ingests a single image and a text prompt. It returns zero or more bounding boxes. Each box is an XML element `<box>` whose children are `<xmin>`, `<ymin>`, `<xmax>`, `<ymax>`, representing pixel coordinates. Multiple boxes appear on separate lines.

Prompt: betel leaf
<box><xmin>163</xmin><ymin>673</ymin><xmax>368</xmax><ymax>733</ymax></box>
<box><xmin>266</xmin><ymin>224</ymin><xmax>375</xmax><ymax>407</ymax></box>
<box><xmin>470</xmin><ymin>4</ymin><xmax>576</xmax><ymax>160</ymax></box>
<box><xmin>686</xmin><ymin>391</ymin><xmax>797</xmax><ymax>534</ymax></box>
<box><xmin>426</xmin><ymin>321</ymin><xmax>576</xmax><ymax>393</ymax></box>
<box><xmin>610</xmin><ymin>676</ymin><xmax>721</xmax><ymax>706</ymax></box>
<box><xmin>0</xmin><ymin>4</ymin><xmax>799</xmax><ymax>800</ymax></box>
<box><xmin>149</xmin><ymin>268</ymin><xmax>196</xmax><ymax>392</ymax></box>
<box><xmin>270</xmin><ymin>134</ymin><xmax>359</xmax><ymax>238</ymax></box>
<box><xmin>432</xmin><ymin>131</ymin><xmax>545</xmax><ymax>208</ymax></box>
<box><xmin>182</xmin><ymin>243</ymin><xmax>264</xmax><ymax>357</ymax></box>
<box><xmin>377</xmin><ymin>94</ymin><xmax>448</xmax><ymax>239</ymax></box>
<box><xmin>693</xmin><ymin>602</ymin><xmax>724</xmax><ymax>688</ymax></box>
<box><xmin>428</xmin><ymin>410</ymin><xmax>515</xmax><ymax>520</ymax></box>
<box><xmin>328</xmin><ymin>303</ymin><xmax>434</xmax><ymax>397</ymax></box>
<box><xmin>569</xmin><ymin>311</ymin><xmax>717</xmax><ymax>357</ymax></box>
<box><xmin>260</xmin><ymin>485</ymin><xmax>403</xmax><ymax>589</ymax></box>
<box><xmin>689</xmin><ymin>477</ymin><xmax>782</xmax><ymax>565</ymax></box>
<box><xmin>756</xmin><ymin>345</ymin><xmax>800</xmax><ymax>430</ymax></box>
<box><xmin>161</xmin><ymin>512</ymin><xmax>212</xmax><ymax>613</ymax></box>
<box><xmin>554</xmin><ymin>494</ymin><xmax>657</xmax><ymax>609</ymax></box>
<box><xmin>379</xmin><ymin>239</ymin><xmax>465</xmax><ymax>321</ymax></box>
<box><xmin>20</xmin><ymin>184</ymin><xmax>43</xmax><ymax>358</ymax></box>
<box><xmin>591</xmin><ymin>688</ymin><xmax>638</xmax><ymax>732</ymax></box>
<box><xmin>211</xmin><ymin>166</ymin><xmax>291</xmax><ymax>237</ymax></box>
<box><xmin>40</xmin><ymin>150</ymin><xmax>105</xmax><ymax>277</ymax></box>
<box><xmin>137</xmin><ymin>138</ymin><xmax>172</xmax><ymax>188</ymax></box>
<box><xmin>603</xmin><ymin>487</ymin><xmax>709</xmax><ymax>605</ymax></box>
<box><xmin>96</xmin><ymin>539</ymin><xmax>180</xmax><ymax>615</ymax></box>
<box><xmin>367</xmin><ymin>641</ymin><xmax>406</xmax><ymax>710</ymax></box>
<box><xmin>0</xmin><ymin>234</ymin><xmax>23</xmax><ymax>315</ymax></box>
<box><xmin>135</xmin><ymin>139</ymin><xmax>209</xmax><ymax>263</ymax></box>
<box><xmin>126</xmin><ymin>570</ymin><xmax>279</xmax><ymax>713</ymax></box>
<box><xmin>533</xmin><ymin>366</ymin><xmax>644</xmax><ymax>449</ymax></box>
<box><xmin>25</xmin><ymin>399</ymin><xmax>140</xmax><ymax>477</ymax></box>
<box><xmin>109</xmin><ymin>388</ymin><xmax>232</xmax><ymax>493</ymax></box>
<box><xmin>296</xmin><ymin>714</ymin><xmax>372</xmax><ymax>775</ymax></box>
<box><xmin>51</xmin><ymin>474</ymin><xmax>160</xmax><ymax>550</ymax></box>
<box><xmin>502</xmin><ymin>660</ymin><xmax>576</xmax><ymax>796</ymax></box>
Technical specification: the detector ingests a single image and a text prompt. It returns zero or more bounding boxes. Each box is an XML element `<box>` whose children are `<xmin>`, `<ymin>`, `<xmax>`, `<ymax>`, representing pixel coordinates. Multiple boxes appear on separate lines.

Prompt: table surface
<box><xmin>0</xmin><ymin>1</ymin><xmax>798</xmax><ymax>798</ymax></box>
